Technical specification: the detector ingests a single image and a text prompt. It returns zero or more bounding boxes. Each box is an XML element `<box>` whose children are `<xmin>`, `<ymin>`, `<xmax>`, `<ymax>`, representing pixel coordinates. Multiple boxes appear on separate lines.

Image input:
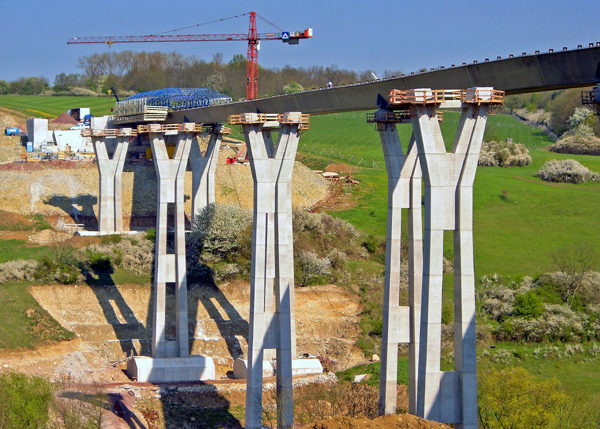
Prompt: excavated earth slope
<box><xmin>26</xmin><ymin>283</ymin><xmax>364</xmax><ymax>381</ymax></box>
<box><xmin>0</xmin><ymin>130</ymin><xmax>329</xmax><ymax>223</ymax></box>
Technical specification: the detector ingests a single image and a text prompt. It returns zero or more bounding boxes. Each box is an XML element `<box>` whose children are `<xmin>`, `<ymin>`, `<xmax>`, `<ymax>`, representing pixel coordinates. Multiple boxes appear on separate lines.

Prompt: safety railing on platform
<box><xmin>228</xmin><ymin>113</ymin><xmax>310</xmax><ymax>130</ymax></box>
<box><xmin>137</xmin><ymin>123</ymin><xmax>204</xmax><ymax>133</ymax></box>
<box><xmin>83</xmin><ymin>124</ymin><xmax>231</xmax><ymax>137</ymax></box>
<box><xmin>81</xmin><ymin>128</ymin><xmax>138</xmax><ymax>137</ymax></box>
<box><xmin>388</xmin><ymin>88</ymin><xmax>504</xmax><ymax>106</ymax></box>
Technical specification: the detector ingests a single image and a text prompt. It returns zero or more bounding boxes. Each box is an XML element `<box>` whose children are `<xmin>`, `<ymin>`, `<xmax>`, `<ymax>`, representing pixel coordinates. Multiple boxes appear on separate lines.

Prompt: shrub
<box><xmin>100</xmin><ymin>234</ymin><xmax>122</xmax><ymax>245</ymax></box>
<box><xmin>551</xmin><ymin>135</ymin><xmax>600</xmax><ymax>156</ymax></box>
<box><xmin>34</xmin><ymin>246</ymin><xmax>82</xmax><ymax>285</ymax></box>
<box><xmin>0</xmin><ymin>372</ymin><xmax>54</xmax><ymax>429</ymax></box>
<box><xmin>85</xmin><ymin>235</ymin><xmax>154</xmax><ymax>276</ymax></box>
<box><xmin>293</xmin><ymin>210</ymin><xmax>362</xmax><ymax>258</ymax></box>
<box><xmin>478</xmin><ymin>367</ymin><xmax>567</xmax><ymax>429</ymax></box>
<box><xmin>536</xmin><ymin>159</ymin><xmax>600</xmax><ymax>184</ymax></box>
<box><xmin>479</xmin><ymin>140</ymin><xmax>532</xmax><ymax>167</ymax></box>
<box><xmin>327</xmin><ymin>249</ymin><xmax>348</xmax><ymax>270</ymax></box>
<box><xmin>188</xmin><ymin>203</ymin><xmax>252</xmax><ymax>260</ymax></box>
<box><xmin>144</xmin><ymin>228</ymin><xmax>156</xmax><ymax>243</ymax></box>
<box><xmin>86</xmin><ymin>250</ymin><xmax>113</xmax><ymax>271</ymax></box>
<box><xmin>297</xmin><ymin>250</ymin><xmax>331</xmax><ymax>285</ymax></box>
<box><xmin>291</xmin><ymin>381</ymin><xmax>379</xmax><ymax>425</ymax></box>
<box><xmin>0</xmin><ymin>259</ymin><xmax>38</xmax><ymax>284</ymax></box>
<box><xmin>513</xmin><ymin>291</ymin><xmax>544</xmax><ymax>319</ymax></box>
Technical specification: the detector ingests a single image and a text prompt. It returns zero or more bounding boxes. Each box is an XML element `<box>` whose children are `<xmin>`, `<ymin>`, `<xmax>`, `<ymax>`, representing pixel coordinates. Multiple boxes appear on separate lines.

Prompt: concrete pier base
<box><xmin>127</xmin><ymin>355</ymin><xmax>215</xmax><ymax>383</ymax></box>
<box><xmin>91</xmin><ymin>129</ymin><xmax>133</xmax><ymax>234</ymax></box>
<box><xmin>231</xmin><ymin>112</ymin><xmax>308</xmax><ymax>429</ymax></box>
<box><xmin>232</xmin><ymin>358</ymin><xmax>323</xmax><ymax>379</ymax></box>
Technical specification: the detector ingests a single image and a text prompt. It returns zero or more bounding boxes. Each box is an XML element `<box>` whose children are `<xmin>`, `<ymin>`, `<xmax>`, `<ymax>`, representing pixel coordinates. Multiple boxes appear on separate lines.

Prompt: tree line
<box><xmin>0</xmin><ymin>50</ymin><xmax>402</xmax><ymax>100</ymax></box>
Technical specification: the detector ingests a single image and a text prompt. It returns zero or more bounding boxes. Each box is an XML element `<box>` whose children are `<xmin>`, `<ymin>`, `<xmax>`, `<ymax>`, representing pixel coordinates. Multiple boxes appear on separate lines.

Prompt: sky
<box><xmin>0</xmin><ymin>0</ymin><xmax>599</xmax><ymax>84</ymax></box>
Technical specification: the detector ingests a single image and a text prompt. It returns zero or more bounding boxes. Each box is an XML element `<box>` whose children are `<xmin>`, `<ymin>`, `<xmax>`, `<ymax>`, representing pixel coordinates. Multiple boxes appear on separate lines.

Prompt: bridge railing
<box><xmin>81</xmin><ymin>128</ymin><xmax>138</xmax><ymax>137</ymax></box>
<box><xmin>388</xmin><ymin>88</ymin><xmax>504</xmax><ymax>106</ymax></box>
<box><xmin>228</xmin><ymin>113</ymin><xmax>310</xmax><ymax>129</ymax></box>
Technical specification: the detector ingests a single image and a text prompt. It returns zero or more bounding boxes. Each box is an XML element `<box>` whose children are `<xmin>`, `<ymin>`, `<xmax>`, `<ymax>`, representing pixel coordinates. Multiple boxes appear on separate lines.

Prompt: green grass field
<box><xmin>0</xmin><ymin>95</ymin><xmax>115</xmax><ymax>118</ymax></box>
<box><xmin>0</xmin><ymin>280</ymin><xmax>74</xmax><ymax>348</ymax></box>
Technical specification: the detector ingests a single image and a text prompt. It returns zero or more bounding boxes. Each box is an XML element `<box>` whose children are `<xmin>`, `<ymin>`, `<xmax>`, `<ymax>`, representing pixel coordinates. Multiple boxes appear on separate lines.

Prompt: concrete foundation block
<box><xmin>233</xmin><ymin>358</ymin><xmax>323</xmax><ymax>379</ymax></box>
<box><xmin>127</xmin><ymin>355</ymin><xmax>215</xmax><ymax>383</ymax></box>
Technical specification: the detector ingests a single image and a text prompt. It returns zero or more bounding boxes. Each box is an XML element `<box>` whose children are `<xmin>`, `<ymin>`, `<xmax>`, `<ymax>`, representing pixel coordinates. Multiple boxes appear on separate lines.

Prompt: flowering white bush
<box><xmin>189</xmin><ymin>203</ymin><xmax>252</xmax><ymax>259</ymax></box>
<box><xmin>536</xmin><ymin>159</ymin><xmax>600</xmax><ymax>184</ymax></box>
<box><xmin>477</xmin><ymin>275</ymin><xmax>533</xmax><ymax>321</ymax></box>
<box><xmin>297</xmin><ymin>250</ymin><xmax>331</xmax><ymax>285</ymax></box>
<box><xmin>479</xmin><ymin>140</ymin><xmax>532</xmax><ymax>167</ymax></box>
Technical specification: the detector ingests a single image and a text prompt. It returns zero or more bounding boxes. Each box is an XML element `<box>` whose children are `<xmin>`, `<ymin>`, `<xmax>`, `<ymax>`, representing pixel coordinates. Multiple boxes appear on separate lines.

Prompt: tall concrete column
<box><xmin>372</xmin><ymin>109</ymin><xmax>423</xmax><ymax>416</ymax></box>
<box><xmin>148</xmin><ymin>125</ymin><xmax>194</xmax><ymax>359</ymax></box>
<box><xmin>91</xmin><ymin>130</ymin><xmax>132</xmax><ymax>234</ymax></box>
<box><xmin>189</xmin><ymin>128</ymin><xmax>222</xmax><ymax>220</ymax></box>
<box><xmin>239</xmin><ymin>112</ymin><xmax>303</xmax><ymax>429</ymax></box>
<box><xmin>410</xmin><ymin>90</ymin><xmax>492</xmax><ymax>429</ymax></box>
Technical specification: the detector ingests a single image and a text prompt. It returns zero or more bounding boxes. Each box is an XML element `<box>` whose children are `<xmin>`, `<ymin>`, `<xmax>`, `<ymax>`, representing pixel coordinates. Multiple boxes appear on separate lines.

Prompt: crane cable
<box><xmin>153</xmin><ymin>12</ymin><xmax>288</xmax><ymax>36</ymax></box>
<box><xmin>154</xmin><ymin>12</ymin><xmax>251</xmax><ymax>35</ymax></box>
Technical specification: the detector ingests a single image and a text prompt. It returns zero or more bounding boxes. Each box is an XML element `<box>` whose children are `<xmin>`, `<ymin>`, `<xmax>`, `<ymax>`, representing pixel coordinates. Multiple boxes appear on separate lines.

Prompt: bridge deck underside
<box><xmin>168</xmin><ymin>47</ymin><xmax>600</xmax><ymax>124</ymax></box>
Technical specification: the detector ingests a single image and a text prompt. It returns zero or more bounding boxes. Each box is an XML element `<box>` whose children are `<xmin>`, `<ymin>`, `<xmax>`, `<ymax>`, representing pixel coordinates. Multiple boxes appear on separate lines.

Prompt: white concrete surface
<box><xmin>189</xmin><ymin>130</ymin><xmax>221</xmax><ymax>221</ymax></box>
<box><xmin>91</xmin><ymin>133</ymin><xmax>131</xmax><ymax>234</ymax></box>
<box><xmin>233</xmin><ymin>358</ymin><xmax>322</xmax><ymax>379</ymax></box>
<box><xmin>150</xmin><ymin>130</ymin><xmax>194</xmax><ymax>359</ymax></box>
<box><xmin>375</xmin><ymin>115</ymin><xmax>424</xmax><ymax>416</ymax></box>
<box><xmin>408</xmin><ymin>90</ymin><xmax>489</xmax><ymax>429</ymax></box>
<box><xmin>243</xmin><ymin>114</ymin><xmax>302</xmax><ymax>429</ymax></box>
<box><xmin>126</xmin><ymin>355</ymin><xmax>215</xmax><ymax>382</ymax></box>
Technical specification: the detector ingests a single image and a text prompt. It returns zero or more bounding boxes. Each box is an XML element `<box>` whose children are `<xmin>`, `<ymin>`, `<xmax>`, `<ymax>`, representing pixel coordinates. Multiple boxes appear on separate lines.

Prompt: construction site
<box><xmin>1</xmin><ymin>3</ymin><xmax>600</xmax><ymax>427</ymax></box>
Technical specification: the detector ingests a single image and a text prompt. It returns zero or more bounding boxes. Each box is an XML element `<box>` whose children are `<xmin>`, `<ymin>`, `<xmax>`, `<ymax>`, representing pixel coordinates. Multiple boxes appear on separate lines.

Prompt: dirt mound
<box><xmin>325</xmin><ymin>163</ymin><xmax>358</xmax><ymax>174</ymax></box>
<box><xmin>0</xmin><ymin>209</ymin><xmax>34</xmax><ymax>230</ymax></box>
<box><xmin>302</xmin><ymin>414</ymin><xmax>451</xmax><ymax>429</ymax></box>
<box><xmin>28</xmin><ymin>229</ymin><xmax>70</xmax><ymax>244</ymax></box>
<box><xmin>52</xmin><ymin>113</ymin><xmax>78</xmax><ymax>125</ymax></box>
<box><xmin>0</xmin><ymin>160</ymin><xmax>92</xmax><ymax>172</ymax></box>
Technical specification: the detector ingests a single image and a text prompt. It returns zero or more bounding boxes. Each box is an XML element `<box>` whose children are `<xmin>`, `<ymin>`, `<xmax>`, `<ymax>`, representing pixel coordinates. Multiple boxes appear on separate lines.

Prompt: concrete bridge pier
<box><xmin>189</xmin><ymin>126</ymin><xmax>223</xmax><ymax>220</ymax></box>
<box><xmin>147</xmin><ymin>124</ymin><xmax>195</xmax><ymax>359</ymax></box>
<box><xmin>122</xmin><ymin>123</ymin><xmax>215</xmax><ymax>383</ymax></box>
<box><xmin>410</xmin><ymin>91</ymin><xmax>493</xmax><ymax>429</ymax></box>
<box><xmin>231</xmin><ymin>112</ymin><xmax>308</xmax><ymax>429</ymax></box>
<box><xmin>91</xmin><ymin>130</ymin><xmax>133</xmax><ymax>234</ymax></box>
<box><xmin>370</xmin><ymin>109</ymin><xmax>423</xmax><ymax>416</ymax></box>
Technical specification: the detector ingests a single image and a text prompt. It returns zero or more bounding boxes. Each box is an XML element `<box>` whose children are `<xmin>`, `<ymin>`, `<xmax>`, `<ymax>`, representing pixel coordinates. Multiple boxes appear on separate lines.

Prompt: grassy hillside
<box><xmin>0</xmin><ymin>95</ymin><xmax>115</xmax><ymax>118</ymax></box>
<box><xmin>300</xmin><ymin>111</ymin><xmax>600</xmax><ymax>279</ymax></box>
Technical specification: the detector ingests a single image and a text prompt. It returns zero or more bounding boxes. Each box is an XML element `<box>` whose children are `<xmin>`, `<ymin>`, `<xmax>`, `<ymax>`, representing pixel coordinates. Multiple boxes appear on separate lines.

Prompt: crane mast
<box><xmin>67</xmin><ymin>12</ymin><xmax>313</xmax><ymax>100</ymax></box>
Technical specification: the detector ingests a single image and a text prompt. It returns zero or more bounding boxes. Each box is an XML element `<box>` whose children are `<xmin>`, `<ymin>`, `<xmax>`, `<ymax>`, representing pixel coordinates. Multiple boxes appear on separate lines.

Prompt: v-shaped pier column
<box><xmin>189</xmin><ymin>126</ymin><xmax>222</xmax><ymax>220</ymax></box>
<box><xmin>148</xmin><ymin>124</ymin><xmax>195</xmax><ymax>359</ymax></box>
<box><xmin>91</xmin><ymin>129</ymin><xmax>133</xmax><ymax>234</ymax></box>
<box><xmin>369</xmin><ymin>110</ymin><xmax>423</xmax><ymax>416</ymax></box>
<box><xmin>235</xmin><ymin>112</ymin><xmax>306</xmax><ymax>429</ymax></box>
<box><xmin>410</xmin><ymin>89</ymin><xmax>497</xmax><ymax>429</ymax></box>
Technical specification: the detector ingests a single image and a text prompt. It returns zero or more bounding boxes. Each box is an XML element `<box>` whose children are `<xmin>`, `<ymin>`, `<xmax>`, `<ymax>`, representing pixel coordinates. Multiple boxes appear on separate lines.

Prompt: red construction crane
<box><xmin>67</xmin><ymin>12</ymin><xmax>313</xmax><ymax>100</ymax></box>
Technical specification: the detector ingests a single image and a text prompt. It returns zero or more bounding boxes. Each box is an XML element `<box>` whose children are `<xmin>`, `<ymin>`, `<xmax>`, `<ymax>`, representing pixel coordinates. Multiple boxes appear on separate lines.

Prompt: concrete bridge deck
<box><xmin>168</xmin><ymin>45</ymin><xmax>600</xmax><ymax>125</ymax></box>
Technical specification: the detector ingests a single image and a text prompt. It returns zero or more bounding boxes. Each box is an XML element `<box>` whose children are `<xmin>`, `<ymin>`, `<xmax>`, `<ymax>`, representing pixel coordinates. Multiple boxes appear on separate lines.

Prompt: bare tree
<box><xmin>551</xmin><ymin>243</ymin><xmax>596</xmax><ymax>305</ymax></box>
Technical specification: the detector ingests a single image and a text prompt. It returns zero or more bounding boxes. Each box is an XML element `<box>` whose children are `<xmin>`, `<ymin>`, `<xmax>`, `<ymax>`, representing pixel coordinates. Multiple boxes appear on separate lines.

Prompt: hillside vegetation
<box><xmin>299</xmin><ymin>111</ymin><xmax>600</xmax><ymax>278</ymax></box>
